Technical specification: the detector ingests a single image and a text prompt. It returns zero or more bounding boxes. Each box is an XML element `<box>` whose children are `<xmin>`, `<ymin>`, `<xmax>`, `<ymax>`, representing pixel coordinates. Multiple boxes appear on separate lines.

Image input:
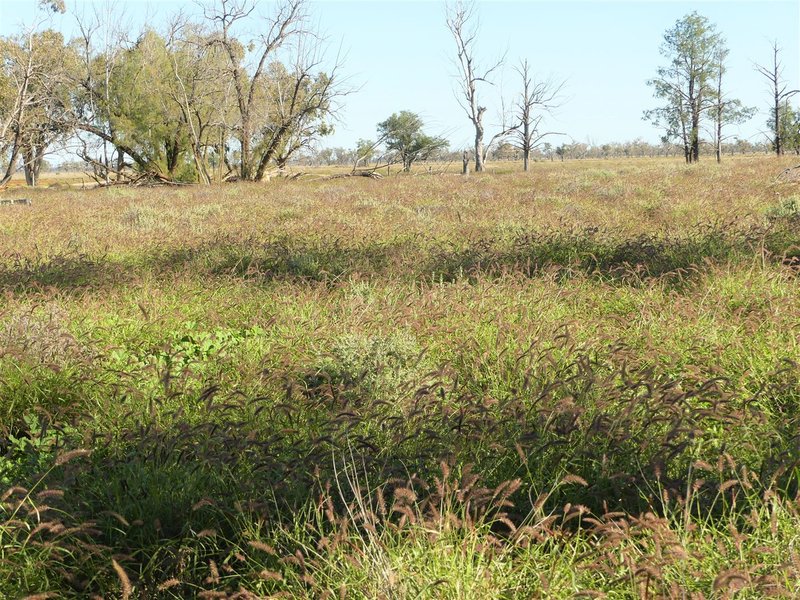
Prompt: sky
<box><xmin>1</xmin><ymin>0</ymin><xmax>799</xmax><ymax>152</ymax></box>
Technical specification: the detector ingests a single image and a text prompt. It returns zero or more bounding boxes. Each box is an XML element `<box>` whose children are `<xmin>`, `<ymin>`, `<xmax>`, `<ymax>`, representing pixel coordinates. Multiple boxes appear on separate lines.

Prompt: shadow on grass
<box><xmin>2</xmin><ymin>221</ymin><xmax>800</xmax><ymax>294</ymax></box>
<box><xmin>4</xmin><ymin>337</ymin><xmax>799</xmax><ymax>595</ymax></box>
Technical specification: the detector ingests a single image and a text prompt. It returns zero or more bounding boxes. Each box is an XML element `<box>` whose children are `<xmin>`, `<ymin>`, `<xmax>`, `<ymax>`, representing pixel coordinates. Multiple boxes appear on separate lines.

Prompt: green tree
<box><xmin>0</xmin><ymin>29</ymin><xmax>77</xmax><ymax>187</ymax></box>
<box><xmin>377</xmin><ymin>111</ymin><xmax>447</xmax><ymax>172</ymax></box>
<box><xmin>645</xmin><ymin>12</ymin><xmax>723</xmax><ymax>163</ymax></box>
<box><xmin>105</xmin><ymin>31</ymin><xmax>190</xmax><ymax>178</ymax></box>
<box><xmin>354</xmin><ymin>138</ymin><xmax>376</xmax><ymax>167</ymax></box>
<box><xmin>779</xmin><ymin>103</ymin><xmax>800</xmax><ymax>154</ymax></box>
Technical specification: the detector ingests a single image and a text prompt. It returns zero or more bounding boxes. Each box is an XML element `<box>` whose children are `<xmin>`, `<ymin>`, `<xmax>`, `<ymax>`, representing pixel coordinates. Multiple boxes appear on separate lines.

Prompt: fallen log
<box><xmin>325</xmin><ymin>170</ymin><xmax>384</xmax><ymax>180</ymax></box>
<box><xmin>0</xmin><ymin>198</ymin><xmax>31</xmax><ymax>206</ymax></box>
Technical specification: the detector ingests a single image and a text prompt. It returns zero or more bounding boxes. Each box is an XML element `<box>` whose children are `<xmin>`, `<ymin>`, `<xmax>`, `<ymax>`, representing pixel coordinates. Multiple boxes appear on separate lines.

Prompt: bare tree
<box><xmin>165</xmin><ymin>17</ymin><xmax>232</xmax><ymax>184</ymax></box>
<box><xmin>511</xmin><ymin>59</ymin><xmax>564</xmax><ymax>171</ymax></box>
<box><xmin>756</xmin><ymin>41</ymin><xmax>799</xmax><ymax>156</ymax></box>
<box><xmin>445</xmin><ymin>1</ymin><xmax>515</xmax><ymax>173</ymax></box>
<box><xmin>708</xmin><ymin>46</ymin><xmax>755</xmax><ymax>163</ymax></box>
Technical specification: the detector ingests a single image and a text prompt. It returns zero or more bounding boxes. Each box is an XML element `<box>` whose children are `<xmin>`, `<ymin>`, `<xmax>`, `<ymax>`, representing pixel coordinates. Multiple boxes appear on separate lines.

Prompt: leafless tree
<box><xmin>708</xmin><ymin>47</ymin><xmax>754</xmax><ymax>163</ymax></box>
<box><xmin>511</xmin><ymin>59</ymin><xmax>564</xmax><ymax>171</ymax></box>
<box><xmin>755</xmin><ymin>41</ymin><xmax>799</xmax><ymax>156</ymax></box>
<box><xmin>445</xmin><ymin>1</ymin><xmax>515</xmax><ymax>173</ymax></box>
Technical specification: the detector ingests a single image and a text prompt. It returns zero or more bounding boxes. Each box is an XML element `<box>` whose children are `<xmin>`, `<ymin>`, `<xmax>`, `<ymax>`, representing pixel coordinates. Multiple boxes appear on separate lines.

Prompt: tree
<box><xmin>445</xmin><ymin>1</ymin><xmax>515</xmax><ymax>173</ymax></box>
<box><xmin>0</xmin><ymin>29</ymin><xmax>77</xmax><ymax>187</ymax></box>
<box><xmin>756</xmin><ymin>41</ymin><xmax>799</xmax><ymax>156</ymax></box>
<box><xmin>708</xmin><ymin>45</ymin><xmax>755</xmax><ymax>163</ymax></box>
<box><xmin>66</xmin><ymin>0</ymin><xmax>342</xmax><ymax>184</ymax></box>
<box><xmin>377</xmin><ymin>111</ymin><xmax>447</xmax><ymax>172</ymax></box>
<box><xmin>204</xmin><ymin>0</ymin><xmax>343</xmax><ymax>182</ymax></box>
<box><xmin>353</xmin><ymin>138</ymin><xmax>376</xmax><ymax>168</ymax></box>
<box><xmin>510</xmin><ymin>59</ymin><xmax>563</xmax><ymax>171</ymax></box>
<box><xmin>71</xmin><ymin>0</ymin><xmax>133</xmax><ymax>184</ymax></box>
<box><xmin>778</xmin><ymin>103</ymin><xmax>800</xmax><ymax>154</ymax></box>
<box><xmin>645</xmin><ymin>12</ymin><xmax>723</xmax><ymax>163</ymax></box>
<box><xmin>105</xmin><ymin>31</ymin><xmax>191</xmax><ymax>178</ymax></box>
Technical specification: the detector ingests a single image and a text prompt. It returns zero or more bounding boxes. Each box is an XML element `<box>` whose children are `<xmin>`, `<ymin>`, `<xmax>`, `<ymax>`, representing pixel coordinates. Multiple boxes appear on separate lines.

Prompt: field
<box><xmin>1</xmin><ymin>156</ymin><xmax>800</xmax><ymax>598</ymax></box>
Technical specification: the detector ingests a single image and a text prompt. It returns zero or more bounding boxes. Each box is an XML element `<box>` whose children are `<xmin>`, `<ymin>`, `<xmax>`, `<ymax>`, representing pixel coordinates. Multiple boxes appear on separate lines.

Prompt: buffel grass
<box><xmin>1</xmin><ymin>155</ymin><xmax>800</xmax><ymax>598</ymax></box>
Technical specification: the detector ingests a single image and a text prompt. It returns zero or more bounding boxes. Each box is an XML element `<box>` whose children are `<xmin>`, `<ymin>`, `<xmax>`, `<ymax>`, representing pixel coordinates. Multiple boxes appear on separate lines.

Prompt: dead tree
<box><xmin>446</xmin><ymin>1</ymin><xmax>514</xmax><ymax>173</ymax></box>
<box><xmin>756</xmin><ymin>41</ymin><xmax>799</xmax><ymax>156</ymax></box>
<box><xmin>511</xmin><ymin>59</ymin><xmax>564</xmax><ymax>171</ymax></box>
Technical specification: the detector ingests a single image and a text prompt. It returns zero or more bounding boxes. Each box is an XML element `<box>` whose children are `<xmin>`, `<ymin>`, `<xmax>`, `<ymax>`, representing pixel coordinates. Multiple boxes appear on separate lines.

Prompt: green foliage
<box><xmin>378</xmin><ymin>111</ymin><xmax>448</xmax><ymax>171</ymax></box>
<box><xmin>765</xmin><ymin>196</ymin><xmax>800</xmax><ymax>224</ymax></box>
<box><xmin>104</xmin><ymin>31</ymin><xmax>190</xmax><ymax>177</ymax></box>
<box><xmin>776</xmin><ymin>103</ymin><xmax>800</xmax><ymax>154</ymax></box>
<box><xmin>310</xmin><ymin>331</ymin><xmax>427</xmax><ymax>402</ymax></box>
<box><xmin>38</xmin><ymin>0</ymin><xmax>66</xmax><ymax>13</ymax></box>
<box><xmin>1</xmin><ymin>415</ymin><xmax>59</xmax><ymax>485</ymax></box>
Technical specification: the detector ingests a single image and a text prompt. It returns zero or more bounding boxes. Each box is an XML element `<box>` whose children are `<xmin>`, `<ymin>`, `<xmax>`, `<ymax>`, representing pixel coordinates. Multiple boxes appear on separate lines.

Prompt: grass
<box><xmin>1</xmin><ymin>155</ymin><xmax>800</xmax><ymax>598</ymax></box>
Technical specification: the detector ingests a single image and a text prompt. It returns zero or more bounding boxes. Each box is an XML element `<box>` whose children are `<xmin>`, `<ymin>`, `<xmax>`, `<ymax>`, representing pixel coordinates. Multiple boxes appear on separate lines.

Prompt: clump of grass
<box><xmin>308</xmin><ymin>331</ymin><xmax>428</xmax><ymax>402</ymax></box>
<box><xmin>765</xmin><ymin>195</ymin><xmax>800</xmax><ymax>225</ymax></box>
<box><xmin>120</xmin><ymin>204</ymin><xmax>163</xmax><ymax>230</ymax></box>
<box><xmin>1</xmin><ymin>303</ymin><xmax>86</xmax><ymax>365</ymax></box>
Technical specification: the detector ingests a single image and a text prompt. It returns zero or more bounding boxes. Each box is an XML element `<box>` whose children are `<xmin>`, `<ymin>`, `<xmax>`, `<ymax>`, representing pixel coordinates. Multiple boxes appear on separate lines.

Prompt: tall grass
<box><xmin>1</xmin><ymin>156</ymin><xmax>800</xmax><ymax>597</ymax></box>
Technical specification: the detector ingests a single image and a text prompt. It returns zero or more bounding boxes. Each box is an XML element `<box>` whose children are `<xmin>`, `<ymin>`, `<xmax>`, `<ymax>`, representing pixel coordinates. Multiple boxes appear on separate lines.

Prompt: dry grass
<box><xmin>1</xmin><ymin>155</ymin><xmax>800</xmax><ymax>598</ymax></box>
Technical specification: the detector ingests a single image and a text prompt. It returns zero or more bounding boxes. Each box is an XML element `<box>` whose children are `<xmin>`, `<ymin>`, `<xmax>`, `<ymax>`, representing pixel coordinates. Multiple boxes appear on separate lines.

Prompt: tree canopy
<box><xmin>377</xmin><ymin>111</ymin><xmax>447</xmax><ymax>172</ymax></box>
<box><xmin>0</xmin><ymin>0</ymin><xmax>344</xmax><ymax>186</ymax></box>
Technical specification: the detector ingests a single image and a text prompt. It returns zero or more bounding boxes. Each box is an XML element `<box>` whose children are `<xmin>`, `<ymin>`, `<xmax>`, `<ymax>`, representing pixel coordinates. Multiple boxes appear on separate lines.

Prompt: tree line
<box><xmin>1</xmin><ymin>1</ymin><xmax>798</xmax><ymax>187</ymax></box>
<box><xmin>1</xmin><ymin>0</ymin><xmax>344</xmax><ymax>186</ymax></box>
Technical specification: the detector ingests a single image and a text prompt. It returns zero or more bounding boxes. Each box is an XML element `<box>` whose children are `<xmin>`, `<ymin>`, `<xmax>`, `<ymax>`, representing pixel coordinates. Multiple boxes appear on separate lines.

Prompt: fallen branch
<box><xmin>777</xmin><ymin>164</ymin><xmax>800</xmax><ymax>182</ymax></box>
<box><xmin>324</xmin><ymin>170</ymin><xmax>384</xmax><ymax>180</ymax></box>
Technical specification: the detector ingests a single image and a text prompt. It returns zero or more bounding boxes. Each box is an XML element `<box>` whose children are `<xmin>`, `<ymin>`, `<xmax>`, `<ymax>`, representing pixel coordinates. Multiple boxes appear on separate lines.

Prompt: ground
<box><xmin>1</xmin><ymin>156</ymin><xmax>800</xmax><ymax>598</ymax></box>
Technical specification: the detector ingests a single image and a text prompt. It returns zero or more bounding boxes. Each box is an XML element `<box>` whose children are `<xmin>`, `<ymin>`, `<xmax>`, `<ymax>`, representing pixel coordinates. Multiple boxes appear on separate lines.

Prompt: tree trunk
<box><xmin>474</xmin><ymin>125</ymin><xmax>484</xmax><ymax>173</ymax></box>
<box><xmin>0</xmin><ymin>142</ymin><xmax>21</xmax><ymax>188</ymax></box>
<box><xmin>690</xmin><ymin>112</ymin><xmax>700</xmax><ymax>163</ymax></box>
<box><xmin>522</xmin><ymin>119</ymin><xmax>530</xmax><ymax>172</ymax></box>
<box><xmin>774</xmin><ymin>88</ymin><xmax>782</xmax><ymax>156</ymax></box>
<box><xmin>240</xmin><ymin>116</ymin><xmax>252</xmax><ymax>179</ymax></box>
<box><xmin>23</xmin><ymin>147</ymin><xmax>41</xmax><ymax>187</ymax></box>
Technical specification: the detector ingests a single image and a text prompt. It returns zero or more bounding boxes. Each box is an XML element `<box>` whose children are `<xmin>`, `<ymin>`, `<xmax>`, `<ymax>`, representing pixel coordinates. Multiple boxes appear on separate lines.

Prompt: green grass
<box><xmin>2</xmin><ymin>156</ymin><xmax>800</xmax><ymax>597</ymax></box>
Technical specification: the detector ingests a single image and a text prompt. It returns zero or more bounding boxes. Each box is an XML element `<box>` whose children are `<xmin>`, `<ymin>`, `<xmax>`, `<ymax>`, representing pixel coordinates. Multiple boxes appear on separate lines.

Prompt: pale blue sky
<box><xmin>2</xmin><ymin>0</ymin><xmax>798</xmax><ymax>150</ymax></box>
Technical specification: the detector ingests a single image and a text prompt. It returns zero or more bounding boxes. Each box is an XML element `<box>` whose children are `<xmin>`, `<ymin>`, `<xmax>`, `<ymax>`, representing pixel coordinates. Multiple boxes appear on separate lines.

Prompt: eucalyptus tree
<box><xmin>0</xmin><ymin>29</ymin><xmax>77</xmax><ymax>187</ymax></box>
<box><xmin>72</xmin><ymin>1</ymin><xmax>139</xmax><ymax>183</ymax></box>
<box><xmin>645</xmin><ymin>12</ymin><xmax>723</xmax><ymax>163</ymax></box>
<box><xmin>203</xmin><ymin>0</ymin><xmax>343</xmax><ymax>181</ymax></box>
<box><xmin>377</xmin><ymin>111</ymin><xmax>447</xmax><ymax>172</ymax></box>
